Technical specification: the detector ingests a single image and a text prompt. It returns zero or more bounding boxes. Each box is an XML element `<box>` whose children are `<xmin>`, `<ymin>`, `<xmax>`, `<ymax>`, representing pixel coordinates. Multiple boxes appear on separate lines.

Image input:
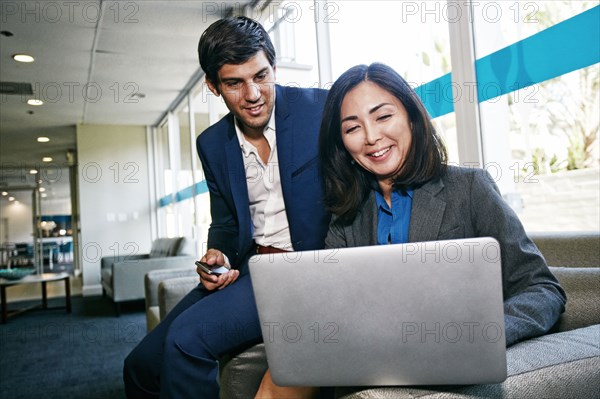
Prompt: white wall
<box><xmin>77</xmin><ymin>124</ymin><xmax>153</xmax><ymax>296</ymax></box>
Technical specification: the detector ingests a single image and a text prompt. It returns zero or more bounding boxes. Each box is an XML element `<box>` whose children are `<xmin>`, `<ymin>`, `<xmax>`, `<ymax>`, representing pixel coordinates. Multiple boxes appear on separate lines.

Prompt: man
<box><xmin>123</xmin><ymin>16</ymin><xmax>330</xmax><ymax>398</ymax></box>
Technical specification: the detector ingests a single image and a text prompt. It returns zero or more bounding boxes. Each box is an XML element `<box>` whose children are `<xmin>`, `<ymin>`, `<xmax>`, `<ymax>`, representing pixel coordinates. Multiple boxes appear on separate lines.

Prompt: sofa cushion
<box><xmin>166</xmin><ymin>237</ymin><xmax>184</xmax><ymax>256</ymax></box>
<box><xmin>175</xmin><ymin>237</ymin><xmax>197</xmax><ymax>256</ymax></box>
<box><xmin>149</xmin><ymin>238</ymin><xmax>184</xmax><ymax>258</ymax></box>
<box><xmin>150</xmin><ymin>238</ymin><xmax>172</xmax><ymax>258</ymax></box>
<box><xmin>334</xmin><ymin>325</ymin><xmax>600</xmax><ymax>399</ymax></box>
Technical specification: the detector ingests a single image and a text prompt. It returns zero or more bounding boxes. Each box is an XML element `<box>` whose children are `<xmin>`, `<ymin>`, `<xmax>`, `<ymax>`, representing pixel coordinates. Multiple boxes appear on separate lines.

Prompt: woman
<box><xmin>319</xmin><ymin>63</ymin><xmax>566</xmax><ymax>347</ymax></box>
<box><xmin>255</xmin><ymin>63</ymin><xmax>567</xmax><ymax>398</ymax></box>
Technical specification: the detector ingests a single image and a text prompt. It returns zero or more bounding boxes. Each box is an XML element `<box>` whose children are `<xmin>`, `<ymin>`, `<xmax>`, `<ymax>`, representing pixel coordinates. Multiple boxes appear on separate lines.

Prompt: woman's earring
<box><xmin>350</xmin><ymin>159</ymin><xmax>356</xmax><ymax>165</ymax></box>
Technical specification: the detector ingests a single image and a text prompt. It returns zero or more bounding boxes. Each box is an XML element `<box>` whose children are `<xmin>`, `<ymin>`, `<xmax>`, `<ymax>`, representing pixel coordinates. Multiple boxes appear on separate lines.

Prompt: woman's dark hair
<box><xmin>198</xmin><ymin>16</ymin><xmax>276</xmax><ymax>85</ymax></box>
<box><xmin>319</xmin><ymin>63</ymin><xmax>447</xmax><ymax>222</ymax></box>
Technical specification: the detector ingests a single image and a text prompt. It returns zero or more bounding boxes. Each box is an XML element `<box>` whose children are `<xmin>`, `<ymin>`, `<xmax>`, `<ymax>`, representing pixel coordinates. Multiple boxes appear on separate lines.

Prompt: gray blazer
<box><xmin>325</xmin><ymin>166</ymin><xmax>567</xmax><ymax>346</ymax></box>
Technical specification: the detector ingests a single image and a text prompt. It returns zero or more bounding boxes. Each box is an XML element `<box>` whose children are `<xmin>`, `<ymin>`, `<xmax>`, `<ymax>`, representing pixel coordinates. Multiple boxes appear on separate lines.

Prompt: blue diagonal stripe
<box><xmin>159</xmin><ymin>180</ymin><xmax>209</xmax><ymax>207</ymax></box>
<box><xmin>475</xmin><ymin>6</ymin><xmax>600</xmax><ymax>102</ymax></box>
<box><xmin>417</xmin><ymin>6</ymin><xmax>600</xmax><ymax>118</ymax></box>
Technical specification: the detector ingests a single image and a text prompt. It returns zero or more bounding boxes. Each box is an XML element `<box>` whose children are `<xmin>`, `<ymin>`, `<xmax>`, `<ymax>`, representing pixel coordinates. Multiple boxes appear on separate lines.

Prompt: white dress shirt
<box><xmin>235</xmin><ymin>106</ymin><xmax>293</xmax><ymax>250</ymax></box>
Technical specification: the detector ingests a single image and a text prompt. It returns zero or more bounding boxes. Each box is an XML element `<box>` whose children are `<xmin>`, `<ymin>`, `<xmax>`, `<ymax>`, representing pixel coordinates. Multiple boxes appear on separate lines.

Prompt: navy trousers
<box><xmin>123</xmin><ymin>274</ymin><xmax>263</xmax><ymax>398</ymax></box>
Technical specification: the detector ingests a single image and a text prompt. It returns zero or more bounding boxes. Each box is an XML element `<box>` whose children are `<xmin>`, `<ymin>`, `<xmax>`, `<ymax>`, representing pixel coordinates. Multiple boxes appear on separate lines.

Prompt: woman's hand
<box><xmin>197</xmin><ymin>248</ymin><xmax>239</xmax><ymax>291</ymax></box>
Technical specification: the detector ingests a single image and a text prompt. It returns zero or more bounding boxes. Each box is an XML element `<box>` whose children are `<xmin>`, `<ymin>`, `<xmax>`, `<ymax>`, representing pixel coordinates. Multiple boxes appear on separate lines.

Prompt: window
<box><xmin>327</xmin><ymin>1</ymin><xmax>459</xmax><ymax>162</ymax></box>
<box><xmin>152</xmin><ymin>1</ymin><xmax>599</xmax><ymax>235</ymax></box>
<box><xmin>473</xmin><ymin>2</ymin><xmax>599</xmax><ymax>231</ymax></box>
<box><xmin>262</xmin><ymin>1</ymin><xmax>321</xmax><ymax>88</ymax></box>
<box><xmin>155</xmin><ymin>122</ymin><xmax>172</xmax><ymax>236</ymax></box>
<box><xmin>155</xmin><ymin>122</ymin><xmax>171</xmax><ymax>199</ymax></box>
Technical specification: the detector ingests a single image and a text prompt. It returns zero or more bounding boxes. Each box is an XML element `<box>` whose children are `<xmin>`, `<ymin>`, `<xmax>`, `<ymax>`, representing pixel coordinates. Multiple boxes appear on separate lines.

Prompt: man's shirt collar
<box><xmin>235</xmin><ymin>105</ymin><xmax>276</xmax><ymax>157</ymax></box>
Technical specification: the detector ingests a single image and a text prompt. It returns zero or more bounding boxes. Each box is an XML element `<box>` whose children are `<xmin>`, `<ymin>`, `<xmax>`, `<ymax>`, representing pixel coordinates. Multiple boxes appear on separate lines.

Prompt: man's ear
<box><xmin>206</xmin><ymin>79</ymin><xmax>220</xmax><ymax>97</ymax></box>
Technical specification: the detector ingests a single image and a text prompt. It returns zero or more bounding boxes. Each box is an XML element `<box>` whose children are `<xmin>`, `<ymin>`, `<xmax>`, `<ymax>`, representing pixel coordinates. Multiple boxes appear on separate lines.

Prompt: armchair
<box><xmin>101</xmin><ymin>237</ymin><xmax>196</xmax><ymax>315</ymax></box>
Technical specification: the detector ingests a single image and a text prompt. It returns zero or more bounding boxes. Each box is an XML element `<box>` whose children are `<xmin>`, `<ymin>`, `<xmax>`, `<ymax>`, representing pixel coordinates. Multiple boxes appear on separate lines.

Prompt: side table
<box><xmin>0</xmin><ymin>272</ymin><xmax>71</xmax><ymax>323</ymax></box>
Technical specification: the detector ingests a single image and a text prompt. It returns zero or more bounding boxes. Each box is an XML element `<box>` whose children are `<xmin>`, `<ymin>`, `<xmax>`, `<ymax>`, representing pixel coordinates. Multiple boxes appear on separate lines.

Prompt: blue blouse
<box><xmin>375</xmin><ymin>189</ymin><xmax>413</xmax><ymax>245</ymax></box>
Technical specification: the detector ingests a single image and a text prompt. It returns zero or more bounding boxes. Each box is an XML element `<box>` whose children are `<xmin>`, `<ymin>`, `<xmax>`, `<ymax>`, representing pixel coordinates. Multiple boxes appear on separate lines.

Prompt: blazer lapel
<box><xmin>409</xmin><ymin>178</ymin><xmax>446</xmax><ymax>243</ymax></box>
<box><xmin>352</xmin><ymin>193</ymin><xmax>378</xmax><ymax>246</ymax></box>
<box><xmin>224</xmin><ymin>121</ymin><xmax>252</xmax><ymax>239</ymax></box>
<box><xmin>273</xmin><ymin>85</ymin><xmax>293</xmax><ymax>199</ymax></box>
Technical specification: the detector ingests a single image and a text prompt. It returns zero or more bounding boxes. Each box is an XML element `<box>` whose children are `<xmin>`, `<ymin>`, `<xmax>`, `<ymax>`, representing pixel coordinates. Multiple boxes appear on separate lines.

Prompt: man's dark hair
<box><xmin>319</xmin><ymin>63</ymin><xmax>448</xmax><ymax>223</ymax></box>
<box><xmin>198</xmin><ymin>16</ymin><xmax>276</xmax><ymax>85</ymax></box>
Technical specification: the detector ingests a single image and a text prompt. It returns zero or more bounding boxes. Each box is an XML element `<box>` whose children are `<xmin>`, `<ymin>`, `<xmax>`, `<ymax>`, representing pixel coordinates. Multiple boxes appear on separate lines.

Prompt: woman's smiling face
<box><xmin>340</xmin><ymin>81</ymin><xmax>412</xmax><ymax>185</ymax></box>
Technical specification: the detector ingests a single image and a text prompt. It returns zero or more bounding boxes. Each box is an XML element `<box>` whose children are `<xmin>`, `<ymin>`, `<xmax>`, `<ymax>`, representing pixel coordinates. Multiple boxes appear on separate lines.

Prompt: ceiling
<box><xmin>0</xmin><ymin>0</ymin><xmax>251</xmax><ymax>201</ymax></box>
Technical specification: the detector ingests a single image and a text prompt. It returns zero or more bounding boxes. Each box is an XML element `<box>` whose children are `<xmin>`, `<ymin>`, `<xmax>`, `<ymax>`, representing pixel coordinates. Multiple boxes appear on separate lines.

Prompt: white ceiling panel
<box><xmin>1</xmin><ymin>0</ymin><xmax>250</xmax><ymax>179</ymax></box>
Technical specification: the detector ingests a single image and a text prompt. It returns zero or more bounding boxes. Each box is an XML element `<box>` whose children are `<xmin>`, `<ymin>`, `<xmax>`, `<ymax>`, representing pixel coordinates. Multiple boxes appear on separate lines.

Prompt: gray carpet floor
<box><xmin>0</xmin><ymin>295</ymin><xmax>146</xmax><ymax>399</ymax></box>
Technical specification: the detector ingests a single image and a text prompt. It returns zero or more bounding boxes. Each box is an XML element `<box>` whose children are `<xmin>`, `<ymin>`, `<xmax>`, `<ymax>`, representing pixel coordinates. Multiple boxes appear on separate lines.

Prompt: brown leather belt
<box><xmin>255</xmin><ymin>245</ymin><xmax>289</xmax><ymax>254</ymax></box>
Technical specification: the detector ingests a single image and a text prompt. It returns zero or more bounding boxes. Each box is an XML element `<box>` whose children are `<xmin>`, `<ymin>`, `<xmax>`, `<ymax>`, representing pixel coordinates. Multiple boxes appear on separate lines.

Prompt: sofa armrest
<box><xmin>158</xmin><ymin>276</ymin><xmax>199</xmax><ymax>319</ymax></box>
<box><xmin>146</xmin><ymin>306</ymin><xmax>161</xmax><ymax>333</ymax></box>
<box><xmin>145</xmin><ymin>267</ymin><xmax>198</xmax><ymax>310</ymax></box>
<box><xmin>550</xmin><ymin>266</ymin><xmax>600</xmax><ymax>332</ymax></box>
<box><xmin>111</xmin><ymin>255</ymin><xmax>196</xmax><ymax>302</ymax></box>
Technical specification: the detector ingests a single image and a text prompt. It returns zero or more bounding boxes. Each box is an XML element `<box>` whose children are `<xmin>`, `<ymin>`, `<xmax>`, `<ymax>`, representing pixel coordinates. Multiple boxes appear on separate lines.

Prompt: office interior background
<box><xmin>0</xmin><ymin>0</ymin><xmax>598</xmax><ymax>297</ymax></box>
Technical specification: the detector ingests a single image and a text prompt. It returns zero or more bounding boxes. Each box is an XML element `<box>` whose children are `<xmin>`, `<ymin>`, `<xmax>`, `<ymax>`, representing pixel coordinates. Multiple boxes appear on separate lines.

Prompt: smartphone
<box><xmin>195</xmin><ymin>261</ymin><xmax>230</xmax><ymax>276</ymax></box>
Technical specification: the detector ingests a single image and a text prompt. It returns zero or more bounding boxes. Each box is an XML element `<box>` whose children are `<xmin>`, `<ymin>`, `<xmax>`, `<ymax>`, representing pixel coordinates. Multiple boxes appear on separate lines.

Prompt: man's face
<box><xmin>206</xmin><ymin>51</ymin><xmax>276</xmax><ymax>138</ymax></box>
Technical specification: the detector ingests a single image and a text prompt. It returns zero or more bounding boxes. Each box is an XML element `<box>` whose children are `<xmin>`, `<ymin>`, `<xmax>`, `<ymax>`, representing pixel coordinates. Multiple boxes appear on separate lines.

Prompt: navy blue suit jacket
<box><xmin>196</xmin><ymin>84</ymin><xmax>331</xmax><ymax>269</ymax></box>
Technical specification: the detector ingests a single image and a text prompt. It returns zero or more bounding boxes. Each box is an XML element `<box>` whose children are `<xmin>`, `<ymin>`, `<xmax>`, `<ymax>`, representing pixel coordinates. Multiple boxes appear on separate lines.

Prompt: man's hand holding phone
<box><xmin>196</xmin><ymin>261</ymin><xmax>230</xmax><ymax>276</ymax></box>
<box><xmin>197</xmin><ymin>249</ymin><xmax>239</xmax><ymax>291</ymax></box>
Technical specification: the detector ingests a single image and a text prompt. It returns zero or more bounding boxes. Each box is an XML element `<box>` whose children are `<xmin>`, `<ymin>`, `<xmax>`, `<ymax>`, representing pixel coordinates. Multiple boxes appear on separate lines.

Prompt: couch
<box><xmin>101</xmin><ymin>237</ymin><xmax>196</xmax><ymax>315</ymax></box>
<box><xmin>145</xmin><ymin>232</ymin><xmax>600</xmax><ymax>398</ymax></box>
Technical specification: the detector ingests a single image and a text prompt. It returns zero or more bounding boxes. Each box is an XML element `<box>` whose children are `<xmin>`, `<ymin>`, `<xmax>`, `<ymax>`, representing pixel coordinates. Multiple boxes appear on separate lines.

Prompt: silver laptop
<box><xmin>249</xmin><ymin>237</ymin><xmax>507</xmax><ymax>386</ymax></box>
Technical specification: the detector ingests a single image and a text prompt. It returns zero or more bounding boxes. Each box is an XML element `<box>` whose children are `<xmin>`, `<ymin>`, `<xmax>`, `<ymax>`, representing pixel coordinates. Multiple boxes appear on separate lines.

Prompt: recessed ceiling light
<box><xmin>27</xmin><ymin>99</ymin><xmax>43</xmax><ymax>106</ymax></box>
<box><xmin>30</xmin><ymin>169</ymin><xmax>38</xmax><ymax>174</ymax></box>
<box><xmin>13</xmin><ymin>54</ymin><xmax>34</xmax><ymax>63</ymax></box>
<box><xmin>42</xmin><ymin>193</ymin><xmax>48</xmax><ymax>198</ymax></box>
<box><xmin>8</xmin><ymin>197</ymin><xmax>15</xmax><ymax>201</ymax></box>
<box><xmin>37</xmin><ymin>137</ymin><xmax>50</xmax><ymax>142</ymax></box>
<box><xmin>1</xmin><ymin>192</ymin><xmax>7</xmax><ymax>196</ymax></box>
<box><xmin>39</xmin><ymin>187</ymin><xmax>46</xmax><ymax>192</ymax></box>
<box><xmin>42</xmin><ymin>157</ymin><xmax>53</xmax><ymax>162</ymax></box>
